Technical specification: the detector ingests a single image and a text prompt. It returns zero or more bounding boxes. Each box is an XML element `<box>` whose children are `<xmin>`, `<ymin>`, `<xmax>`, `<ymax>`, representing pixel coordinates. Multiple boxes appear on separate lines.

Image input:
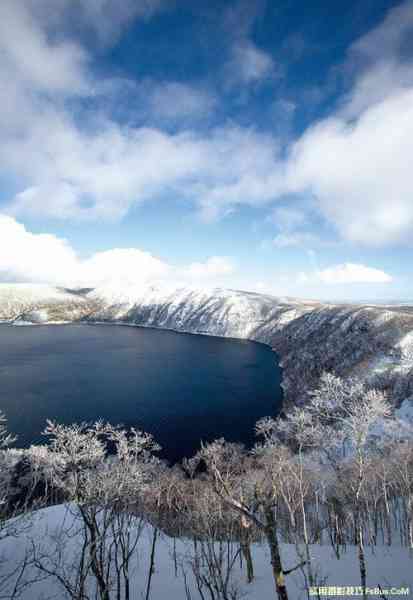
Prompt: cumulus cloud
<box><xmin>298</xmin><ymin>263</ymin><xmax>393</xmax><ymax>285</ymax></box>
<box><xmin>0</xmin><ymin>215</ymin><xmax>235</xmax><ymax>288</ymax></box>
<box><xmin>0</xmin><ymin>214</ymin><xmax>78</xmax><ymax>284</ymax></box>
<box><xmin>287</xmin><ymin>88</ymin><xmax>413</xmax><ymax>245</ymax></box>
<box><xmin>79</xmin><ymin>249</ymin><xmax>171</xmax><ymax>288</ymax></box>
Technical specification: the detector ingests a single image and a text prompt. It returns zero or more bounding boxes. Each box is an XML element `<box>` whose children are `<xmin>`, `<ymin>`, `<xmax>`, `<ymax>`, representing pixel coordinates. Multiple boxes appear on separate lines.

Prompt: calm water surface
<box><xmin>0</xmin><ymin>324</ymin><xmax>283</xmax><ymax>462</ymax></box>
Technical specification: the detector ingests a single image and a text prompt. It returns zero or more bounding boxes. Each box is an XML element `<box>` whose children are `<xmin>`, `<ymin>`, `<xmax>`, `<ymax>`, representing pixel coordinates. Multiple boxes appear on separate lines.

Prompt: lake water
<box><xmin>0</xmin><ymin>324</ymin><xmax>283</xmax><ymax>462</ymax></box>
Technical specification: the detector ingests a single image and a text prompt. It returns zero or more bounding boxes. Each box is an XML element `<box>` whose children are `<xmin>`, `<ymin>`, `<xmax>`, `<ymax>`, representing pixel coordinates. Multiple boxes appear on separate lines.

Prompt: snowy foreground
<box><xmin>1</xmin><ymin>504</ymin><xmax>412</xmax><ymax>600</ymax></box>
<box><xmin>1</xmin><ymin>283</ymin><xmax>413</xmax><ymax>407</ymax></box>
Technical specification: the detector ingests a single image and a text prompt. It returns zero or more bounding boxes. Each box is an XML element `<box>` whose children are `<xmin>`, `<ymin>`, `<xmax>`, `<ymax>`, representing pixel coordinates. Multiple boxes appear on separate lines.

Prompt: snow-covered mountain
<box><xmin>0</xmin><ymin>284</ymin><xmax>91</xmax><ymax>324</ymax></box>
<box><xmin>1</xmin><ymin>282</ymin><xmax>413</xmax><ymax>408</ymax></box>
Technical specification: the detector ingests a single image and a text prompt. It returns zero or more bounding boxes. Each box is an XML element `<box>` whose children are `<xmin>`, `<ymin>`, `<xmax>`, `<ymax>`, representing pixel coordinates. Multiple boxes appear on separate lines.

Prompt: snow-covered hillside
<box><xmin>1</xmin><ymin>283</ymin><xmax>413</xmax><ymax>407</ymax></box>
<box><xmin>1</xmin><ymin>504</ymin><xmax>411</xmax><ymax>600</ymax></box>
<box><xmin>87</xmin><ymin>283</ymin><xmax>315</xmax><ymax>340</ymax></box>
<box><xmin>0</xmin><ymin>284</ymin><xmax>94</xmax><ymax>323</ymax></box>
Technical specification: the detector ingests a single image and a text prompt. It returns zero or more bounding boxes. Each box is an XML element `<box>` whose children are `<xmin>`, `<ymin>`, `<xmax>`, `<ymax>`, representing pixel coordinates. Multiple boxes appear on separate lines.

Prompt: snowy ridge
<box><xmin>0</xmin><ymin>284</ymin><xmax>90</xmax><ymax>323</ymax></box>
<box><xmin>89</xmin><ymin>283</ymin><xmax>305</xmax><ymax>340</ymax></box>
<box><xmin>0</xmin><ymin>284</ymin><xmax>73</xmax><ymax>312</ymax></box>
<box><xmin>1</xmin><ymin>283</ymin><xmax>413</xmax><ymax>407</ymax></box>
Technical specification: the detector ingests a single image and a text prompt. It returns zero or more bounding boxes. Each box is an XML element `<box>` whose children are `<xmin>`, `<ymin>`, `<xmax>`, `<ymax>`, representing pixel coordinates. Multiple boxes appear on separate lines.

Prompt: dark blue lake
<box><xmin>0</xmin><ymin>324</ymin><xmax>283</xmax><ymax>462</ymax></box>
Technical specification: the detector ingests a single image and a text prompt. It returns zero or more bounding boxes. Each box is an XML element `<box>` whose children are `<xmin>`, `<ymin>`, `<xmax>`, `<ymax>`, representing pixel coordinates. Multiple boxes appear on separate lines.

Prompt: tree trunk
<box><xmin>264</xmin><ymin>506</ymin><xmax>289</xmax><ymax>600</ymax></box>
<box><xmin>357</xmin><ymin>525</ymin><xmax>367</xmax><ymax>600</ymax></box>
<box><xmin>145</xmin><ymin>527</ymin><xmax>158</xmax><ymax>600</ymax></box>
<box><xmin>299</xmin><ymin>454</ymin><xmax>315</xmax><ymax>596</ymax></box>
<box><xmin>240</xmin><ymin>540</ymin><xmax>254</xmax><ymax>583</ymax></box>
<box><xmin>240</xmin><ymin>514</ymin><xmax>254</xmax><ymax>583</ymax></box>
<box><xmin>80</xmin><ymin>507</ymin><xmax>110</xmax><ymax>600</ymax></box>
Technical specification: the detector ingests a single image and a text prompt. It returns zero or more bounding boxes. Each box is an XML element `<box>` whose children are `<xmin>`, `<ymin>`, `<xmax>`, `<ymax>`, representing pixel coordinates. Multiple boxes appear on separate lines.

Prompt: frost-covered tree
<box><xmin>180</xmin><ymin>481</ymin><xmax>245</xmax><ymax>600</ymax></box>
<box><xmin>0</xmin><ymin>411</ymin><xmax>18</xmax><ymax>524</ymax></box>
<box><xmin>0</xmin><ymin>411</ymin><xmax>16</xmax><ymax>450</ymax></box>
<box><xmin>29</xmin><ymin>420</ymin><xmax>161</xmax><ymax>600</ymax></box>
<box><xmin>39</xmin><ymin>420</ymin><xmax>160</xmax><ymax>506</ymax></box>
<box><xmin>0</xmin><ymin>412</ymin><xmax>42</xmax><ymax>599</ymax></box>
<box><xmin>256</xmin><ymin>409</ymin><xmax>322</xmax><ymax>595</ymax></box>
<box><xmin>278</xmin><ymin>373</ymin><xmax>391</xmax><ymax>598</ymax></box>
<box><xmin>377</xmin><ymin>417</ymin><xmax>413</xmax><ymax>547</ymax></box>
<box><xmin>200</xmin><ymin>438</ymin><xmax>307</xmax><ymax>600</ymax></box>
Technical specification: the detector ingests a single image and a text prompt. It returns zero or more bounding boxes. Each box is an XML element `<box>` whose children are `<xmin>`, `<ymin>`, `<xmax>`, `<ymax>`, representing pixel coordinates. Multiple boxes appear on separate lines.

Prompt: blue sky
<box><xmin>0</xmin><ymin>0</ymin><xmax>412</xmax><ymax>300</ymax></box>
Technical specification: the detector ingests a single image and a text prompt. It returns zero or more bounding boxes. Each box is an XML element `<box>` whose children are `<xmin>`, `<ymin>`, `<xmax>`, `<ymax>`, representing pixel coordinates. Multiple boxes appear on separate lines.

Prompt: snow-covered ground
<box><xmin>1</xmin><ymin>504</ymin><xmax>412</xmax><ymax>600</ymax></box>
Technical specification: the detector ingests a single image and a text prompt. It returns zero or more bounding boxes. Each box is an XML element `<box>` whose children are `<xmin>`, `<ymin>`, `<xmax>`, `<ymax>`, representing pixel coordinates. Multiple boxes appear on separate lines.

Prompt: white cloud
<box><xmin>0</xmin><ymin>214</ymin><xmax>79</xmax><ymax>284</ymax></box>
<box><xmin>1</xmin><ymin>0</ymin><xmax>413</xmax><ymax>254</ymax></box>
<box><xmin>298</xmin><ymin>263</ymin><xmax>393</xmax><ymax>285</ymax></box>
<box><xmin>201</xmin><ymin>2</ymin><xmax>413</xmax><ymax>254</ymax></box>
<box><xmin>183</xmin><ymin>257</ymin><xmax>235</xmax><ymax>279</ymax></box>
<box><xmin>2</xmin><ymin>213</ymin><xmax>394</xmax><ymax>300</ymax></box>
<box><xmin>340</xmin><ymin>59</ymin><xmax>413</xmax><ymax>120</ymax></box>
<box><xmin>221</xmin><ymin>0</ymin><xmax>274</xmax><ymax>86</ymax></box>
<box><xmin>79</xmin><ymin>249</ymin><xmax>171</xmax><ymax>288</ymax></box>
<box><xmin>0</xmin><ymin>0</ymin><xmax>275</xmax><ymax>229</ymax></box>
<box><xmin>227</xmin><ymin>41</ymin><xmax>275</xmax><ymax>84</ymax></box>
<box><xmin>74</xmin><ymin>0</ymin><xmax>165</xmax><ymax>41</ymax></box>
<box><xmin>284</xmin><ymin>2</ymin><xmax>413</xmax><ymax>247</ymax></box>
<box><xmin>340</xmin><ymin>2</ymin><xmax>413</xmax><ymax>118</ymax></box>
<box><xmin>29</xmin><ymin>0</ymin><xmax>166</xmax><ymax>46</ymax></box>
<box><xmin>0</xmin><ymin>1</ymin><xmax>90</xmax><ymax>96</ymax></box>
<box><xmin>147</xmin><ymin>82</ymin><xmax>217</xmax><ymax>121</ymax></box>
<box><xmin>0</xmin><ymin>1</ymin><xmax>285</xmax><ymax>222</ymax></box>
<box><xmin>349</xmin><ymin>2</ymin><xmax>413</xmax><ymax>65</ymax></box>
<box><xmin>287</xmin><ymin>88</ymin><xmax>413</xmax><ymax>245</ymax></box>
<box><xmin>269</xmin><ymin>206</ymin><xmax>306</xmax><ymax>230</ymax></box>
<box><xmin>4</xmin><ymin>119</ymin><xmax>283</xmax><ymax>221</ymax></box>
<box><xmin>0</xmin><ymin>215</ymin><xmax>235</xmax><ymax>288</ymax></box>
<box><xmin>272</xmin><ymin>232</ymin><xmax>321</xmax><ymax>248</ymax></box>
<box><xmin>5</xmin><ymin>126</ymin><xmax>207</xmax><ymax>220</ymax></box>
<box><xmin>268</xmin><ymin>207</ymin><xmax>327</xmax><ymax>249</ymax></box>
